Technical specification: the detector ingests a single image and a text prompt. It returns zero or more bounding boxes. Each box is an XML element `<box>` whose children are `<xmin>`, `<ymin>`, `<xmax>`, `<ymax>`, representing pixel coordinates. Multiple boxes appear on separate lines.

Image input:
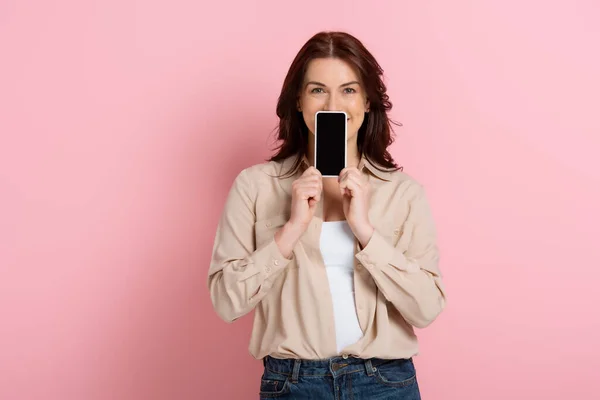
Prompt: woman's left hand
<box><xmin>338</xmin><ymin>167</ymin><xmax>374</xmax><ymax>247</ymax></box>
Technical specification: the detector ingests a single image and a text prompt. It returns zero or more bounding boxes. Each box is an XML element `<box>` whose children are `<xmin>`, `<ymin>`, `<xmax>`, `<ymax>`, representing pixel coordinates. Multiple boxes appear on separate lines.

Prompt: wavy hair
<box><xmin>269</xmin><ymin>31</ymin><xmax>402</xmax><ymax>176</ymax></box>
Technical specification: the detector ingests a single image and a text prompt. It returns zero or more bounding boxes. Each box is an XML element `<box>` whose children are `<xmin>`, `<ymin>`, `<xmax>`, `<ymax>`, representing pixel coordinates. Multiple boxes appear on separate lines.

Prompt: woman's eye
<box><xmin>311</xmin><ymin>87</ymin><xmax>324</xmax><ymax>94</ymax></box>
<box><xmin>344</xmin><ymin>87</ymin><xmax>357</xmax><ymax>94</ymax></box>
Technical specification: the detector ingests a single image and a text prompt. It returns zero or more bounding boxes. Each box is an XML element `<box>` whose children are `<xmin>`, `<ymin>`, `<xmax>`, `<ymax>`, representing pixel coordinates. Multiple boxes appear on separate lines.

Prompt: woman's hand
<box><xmin>275</xmin><ymin>167</ymin><xmax>322</xmax><ymax>258</ymax></box>
<box><xmin>288</xmin><ymin>166</ymin><xmax>323</xmax><ymax>230</ymax></box>
<box><xmin>338</xmin><ymin>167</ymin><xmax>374</xmax><ymax>247</ymax></box>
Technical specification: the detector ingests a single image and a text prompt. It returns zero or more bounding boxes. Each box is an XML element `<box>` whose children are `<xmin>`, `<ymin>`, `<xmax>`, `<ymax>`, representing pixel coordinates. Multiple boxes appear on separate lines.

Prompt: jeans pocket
<box><xmin>373</xmin><ymin>358</ymin><xmax>417</xmax><ymax>388</ymax></box>
<box><xmin>259</xmin><ymin>369</ymin><xmax>290</xmax><ymax>398</ymax></box>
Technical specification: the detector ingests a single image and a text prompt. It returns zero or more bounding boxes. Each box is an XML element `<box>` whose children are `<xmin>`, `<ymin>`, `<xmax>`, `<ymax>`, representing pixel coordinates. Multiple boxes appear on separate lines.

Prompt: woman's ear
<box><xmin>365</xmin><ymin>98</ymin><xmax>370</xmax><ymax>113</ymax></box>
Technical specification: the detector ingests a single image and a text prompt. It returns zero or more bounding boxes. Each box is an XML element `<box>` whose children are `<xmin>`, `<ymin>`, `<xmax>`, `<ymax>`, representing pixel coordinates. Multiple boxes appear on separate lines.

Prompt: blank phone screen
<box><xmin>315</xmin><ymin>112</ymin><xmax>346</xmax><ymax>176</ymax></box>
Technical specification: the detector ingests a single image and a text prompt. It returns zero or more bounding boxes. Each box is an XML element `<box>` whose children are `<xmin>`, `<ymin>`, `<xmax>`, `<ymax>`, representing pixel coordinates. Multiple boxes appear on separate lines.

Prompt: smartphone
<box><xmin>314</xmin><ymin>111</ymin><xmax>347</xmax><ymax>177</ymax></box>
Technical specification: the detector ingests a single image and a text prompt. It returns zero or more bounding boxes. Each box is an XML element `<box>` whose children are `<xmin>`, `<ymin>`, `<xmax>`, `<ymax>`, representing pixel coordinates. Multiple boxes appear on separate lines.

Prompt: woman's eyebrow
<box><xmin>305</xmin><ymin>81</ymin><xmax>360</xmax><ymax>88</ymax></box>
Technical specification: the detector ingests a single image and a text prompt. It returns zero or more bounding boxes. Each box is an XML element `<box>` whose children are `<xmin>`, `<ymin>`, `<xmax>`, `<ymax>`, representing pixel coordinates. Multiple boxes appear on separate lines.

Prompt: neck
<box><xmin>307</xmin><ymin>134</ymin><xmax>360</xmax><ymax>168</ymax></box>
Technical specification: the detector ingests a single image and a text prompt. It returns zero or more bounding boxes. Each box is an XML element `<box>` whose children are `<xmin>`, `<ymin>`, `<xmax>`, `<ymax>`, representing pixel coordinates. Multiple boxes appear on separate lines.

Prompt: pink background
<box><xmin>1</xmin><ymin>1</ymin><xmax>599</xmax><ymax>399</ymax></box>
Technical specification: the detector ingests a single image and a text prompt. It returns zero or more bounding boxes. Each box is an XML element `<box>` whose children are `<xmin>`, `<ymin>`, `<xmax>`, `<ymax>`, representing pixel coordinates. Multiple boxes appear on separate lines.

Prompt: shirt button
<box><xmin>393</xmin><ymin>228</ymin><xmax>400</xmax><ymax>235</ymax></box>
<box><xmin>265</xmin><ymin>266</ymin><xmax>271</xmax><ymax>273</ymax></box>
<box><xmin>266</xmin><ymin>222</ymin><xmax>272</xmax><ymax>227</ymax></box>
<box><xmin>273</xmin><ymin>259</ymin><xmax>279</xmax><ymax>266</ymax></box>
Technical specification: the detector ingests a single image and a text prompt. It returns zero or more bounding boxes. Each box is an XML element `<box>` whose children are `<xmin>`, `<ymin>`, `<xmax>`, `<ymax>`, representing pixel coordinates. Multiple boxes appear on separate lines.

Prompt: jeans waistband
<box><xmin>263</xmin><ymin>355</ymin><xmax>410</xmax><ymax>383</ymax></box>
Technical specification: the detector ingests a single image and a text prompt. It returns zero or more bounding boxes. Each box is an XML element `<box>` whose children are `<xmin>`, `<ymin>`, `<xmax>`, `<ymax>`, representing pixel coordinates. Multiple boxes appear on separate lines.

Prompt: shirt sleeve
<box><xmin>207</xmin><ymin>168</ymin><xmax>293</xmax><ymax>323</ymax></box>
<box><xmin>355</xmin><ymin>183</ymin><xmax>447</xmax><ymax>328</ymax></box>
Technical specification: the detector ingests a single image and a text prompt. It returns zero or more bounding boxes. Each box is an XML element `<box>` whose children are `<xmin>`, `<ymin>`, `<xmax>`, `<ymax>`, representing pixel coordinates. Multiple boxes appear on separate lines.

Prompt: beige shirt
<box><xmin>208</xmin><ymin>155</ymin><xmax>446</xmax><ymax>360</ymax></box>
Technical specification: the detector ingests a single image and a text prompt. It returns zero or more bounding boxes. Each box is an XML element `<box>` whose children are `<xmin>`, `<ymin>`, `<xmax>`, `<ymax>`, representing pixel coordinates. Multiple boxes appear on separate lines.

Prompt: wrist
<box><xmin>275</xmin><ymin>223</ymin><xmax>304</xmax><ymax>260</ymax></box>
<box><xmin>275</xmin><ymin>222</ymin><xmax>306</xmax><ymax>253</ymax></box>
<box><xmin>283</xmin><ymin>221</ymin><xmax>308</xmax><ymax>238</ymax></box>
<box><xmin>355</xmin><ymin>224</ymin><xmax>375</xmax><ymax>248</ymax></box>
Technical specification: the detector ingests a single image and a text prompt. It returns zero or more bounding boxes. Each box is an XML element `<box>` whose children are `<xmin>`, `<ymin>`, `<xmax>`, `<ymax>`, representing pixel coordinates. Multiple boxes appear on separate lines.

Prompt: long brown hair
<box><xmin>269</xmin><ymin>31</ymin><xmax>402</xmax><ymax>176</ymax></box>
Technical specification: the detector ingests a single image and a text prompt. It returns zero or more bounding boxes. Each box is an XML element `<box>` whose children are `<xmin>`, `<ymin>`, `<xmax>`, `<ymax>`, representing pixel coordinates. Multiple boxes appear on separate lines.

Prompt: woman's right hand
<box><xmin>288</xmin><ymin>166</ymin><xmax>323</xmax><ymax>230</ymax></box>
<box><xmin>274</xmin><ymin>167</ymin><xmax>322</xmax><ymax>259</ymax></box>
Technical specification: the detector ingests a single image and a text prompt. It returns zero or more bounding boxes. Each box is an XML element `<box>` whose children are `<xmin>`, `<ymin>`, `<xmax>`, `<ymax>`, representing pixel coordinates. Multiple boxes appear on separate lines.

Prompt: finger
<box><xmin>339</xmin><ymin>172</ymin><xmax>363</xmax><ymax>189</ymax></box>
<box><xmin>296</xmin><ymin>179</ymin><xmax>321</xmax><ymax>185</ymax></box>
<box><xmin>302</xmin><ymin>175</ymin><xmax>323</xmax><ymax>189</ymax></box>
<box><xmin>339</xmin><ymin>166</ymin><xmax>358</xmax><ymax>175</ymax></box>
<box><xmin>339</xmin><ymin>177</ymin><xmax>361</xmax><ymax>197</ymax></box>
<box><xmin>297</xmin><ymin>172</ymin><xmax>322</xmax><ymax>180</ymax></box>
<box><xmin>295</xmin><ymin>183</ymin><xmax>322</xmax><ymax>195</ymax></box>
<box><xmin>295</xmin><ymin>186</ymin><xmax>321</xmax><ymax>199</ymax></box>
<box><xmin>314</xmin><ymin>189</ymin><xmax>321</xmax><ymax>202</ymax></box>
<box><xmin>339</xmin><ymin>167</ymin><xmax>361</xmax><ymax>183</ymax></box>
<box><xmin>299</xmin><ymin>176</ymin><xmax>322</xmax><ymax>185</ymax></box>
<box><xmin>338</xmin><ymin>170</ymin><xmax>351</xmax><ymax>184</ymax></box>
<box><xmin>294</xmin><ymin>181</ymin><xmax>322</xmax><ymax>191</ymax></box>
<box><xmin>344</xmin><ymin>168</ymin><xmax>362</xmax><ymax>181</ymax></box>
<box><xmin>304</xmin><ymin>167</ymin><xmax>322</xmax><ymax>177</ymax></box>
<box><xmin>294</xmin><ymin>176</ymin><xmax>321</xmax><ymax>185</ymax></box>
<box><xmin>339</xmin><ymin>185</ymin><xmax>352</xmax><ymax>198</ymax></box>
<box><xmin>299</xmin><ymin>188</ymin><xmax>320</xmax><ymax>200</ymax></box>
<box><xmin>346</xmin><ymin>174</ymin><xmax>363</xmax><ymax>188</ymax></box>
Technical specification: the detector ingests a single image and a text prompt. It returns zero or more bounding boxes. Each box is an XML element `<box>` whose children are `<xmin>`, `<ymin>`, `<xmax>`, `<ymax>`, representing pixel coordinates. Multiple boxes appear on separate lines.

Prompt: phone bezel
<box><xmin>314</xmin><ymin>111</ymin><xmax>348</xmax><ymax>177</ymax></box>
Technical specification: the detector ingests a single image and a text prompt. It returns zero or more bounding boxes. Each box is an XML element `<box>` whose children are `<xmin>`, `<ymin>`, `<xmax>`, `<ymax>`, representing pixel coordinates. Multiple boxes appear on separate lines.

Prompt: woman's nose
<box><xmin>324</xmin><ymin>94</ymin><xmax>341</xmax><ymax>111</ymax></box>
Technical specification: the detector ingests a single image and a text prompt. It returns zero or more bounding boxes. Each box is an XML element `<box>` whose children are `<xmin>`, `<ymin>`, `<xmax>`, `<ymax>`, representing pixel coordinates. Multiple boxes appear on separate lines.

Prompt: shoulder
<box><xmin>230</xmin><ymin>159</ymin><xmax>286</xmax><ymax>193</ymax></box>
<box><xmin>227</xmin><ymin>159</ymin><xmax>294</xmax><ymax>215</ymax></box>
<box><xmin>237</xmin><ymin>159</ymin><xmax>284</xmax><ymax>182</ymax></box>
<box><xmin>368</xmin><ymin>161</ymin><xmax>426</xmax><ymax>202</ymax></box>
<box><xmin>389</xmin><ymin>169</ymin><xmax>424</xmax><ymax>194</ymax></box>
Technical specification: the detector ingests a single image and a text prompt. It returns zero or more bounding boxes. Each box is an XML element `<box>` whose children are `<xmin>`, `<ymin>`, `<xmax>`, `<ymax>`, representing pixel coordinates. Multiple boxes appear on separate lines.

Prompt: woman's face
<box><xmin>298</xmin><ymin>57</ymin><xmax>370</xmax><ymax>142</ymax></box>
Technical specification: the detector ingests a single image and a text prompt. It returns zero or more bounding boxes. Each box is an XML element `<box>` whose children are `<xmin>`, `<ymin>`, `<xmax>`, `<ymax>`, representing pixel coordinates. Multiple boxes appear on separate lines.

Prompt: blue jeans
<box><xmin>259</xmin><ymin>355</ymin><xmax>421</xmax><ymax>399</ymax></box>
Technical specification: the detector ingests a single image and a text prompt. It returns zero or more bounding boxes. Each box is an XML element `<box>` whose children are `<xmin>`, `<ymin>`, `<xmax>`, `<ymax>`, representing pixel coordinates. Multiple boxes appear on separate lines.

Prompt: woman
<box><xmin>208</xmin><ymin>31</ymin><xmax>446</xmax><ymax>399</ymax></box>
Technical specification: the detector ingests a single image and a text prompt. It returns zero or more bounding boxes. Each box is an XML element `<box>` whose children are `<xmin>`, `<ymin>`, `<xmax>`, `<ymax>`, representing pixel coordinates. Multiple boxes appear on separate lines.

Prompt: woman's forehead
<box><xmin>303</xmin><ymin>58</ymin><xmax>362</xmax><ymax>85</ymax></box>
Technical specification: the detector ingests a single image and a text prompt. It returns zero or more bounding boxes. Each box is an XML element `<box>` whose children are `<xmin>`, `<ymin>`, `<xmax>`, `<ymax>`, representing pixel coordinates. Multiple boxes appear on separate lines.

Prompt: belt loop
<box><xmin>290</xmin><ymin>359</ymin><xmax>301</xmax><ymax>383</ymax></box>
<box><xmin>365</xmin><ymin>359</ymin><xmax>375</xmax><ymax>376</ymax></box>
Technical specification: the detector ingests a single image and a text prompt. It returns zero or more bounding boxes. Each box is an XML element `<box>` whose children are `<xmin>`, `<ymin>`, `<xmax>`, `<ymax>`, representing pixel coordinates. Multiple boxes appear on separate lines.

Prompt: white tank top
<box><xmin>319</xmin><ymin>221</ymin><xmax>364</xmax><ymax>354</ymax></box>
